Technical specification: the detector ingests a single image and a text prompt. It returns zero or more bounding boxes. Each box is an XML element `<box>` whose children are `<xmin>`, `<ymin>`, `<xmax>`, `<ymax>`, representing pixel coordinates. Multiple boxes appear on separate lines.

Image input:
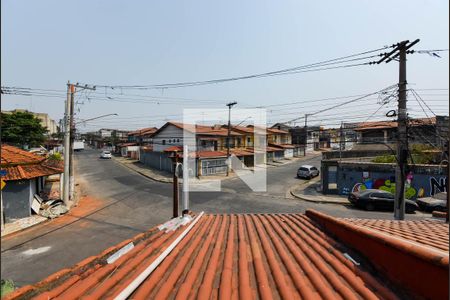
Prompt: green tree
<box><xmin>1</xmin><ymin>111</ymin><xmax>48</xmax><ymax>147</ymax></box>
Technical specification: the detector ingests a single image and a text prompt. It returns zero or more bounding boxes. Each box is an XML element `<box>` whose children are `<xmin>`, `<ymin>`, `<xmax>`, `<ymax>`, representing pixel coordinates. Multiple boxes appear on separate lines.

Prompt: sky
<box><xmin>1</xmin><ymin>0</ymin><xmax>449</xmax><ymax>132</ymax></box>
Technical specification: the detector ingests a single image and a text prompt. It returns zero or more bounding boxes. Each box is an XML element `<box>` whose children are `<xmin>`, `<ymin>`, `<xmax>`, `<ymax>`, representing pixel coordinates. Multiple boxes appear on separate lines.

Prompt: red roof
<box><xmin>354</xmin><ymin>117</ymin><xmax>436</xmax><ymax>131</ymax></box>
<box><xmin>7</xmin><ymin>210</ymin><xmax>447</xmax><ymax>300</ymax></box>
<box><xmin>196</xmin><ymin>151</ymin><xmax>227</xmax><ymax>158</ymax></box>
<box><xmin>163</xmin><ymin>146</ymin><xmax>183</xmax><ymax>152</ymax></box>
<box><xmin>128</xmin><ymin>127</ymin><xmax>158</xmax><ymax>137</ymax></box>
<box><xmin>1</xmin><ymin>145</ymin><xmax>45</xmax><ymax>165</ymax></box>
<box><xmin>340</xmin><ymin>218</ymin><xmax>449</xmax><ymax>252</ymax></box>
<box><xmin>154</xmin><ymin>122</ymin><xmax>243</xmax><ymax>137</ymax></box>
<box><xmin>1</xmin><ymin>145</ymin><xmax>63</xmax><ymax>181</ymax></box>
<box><xmin>117</xmin><ymin>143</ymin><xmax>137</xmax><ymax>147</ymax></box>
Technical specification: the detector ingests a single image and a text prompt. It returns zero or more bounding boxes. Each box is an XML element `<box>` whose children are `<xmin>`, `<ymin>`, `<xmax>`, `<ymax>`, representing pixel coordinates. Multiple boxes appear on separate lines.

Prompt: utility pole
<box><xmin>394</xmin><ymin>42</ymin><xmax>408</xmax><ymax>220</ymax></box>
<box><xmin>69</xmin><ymin>89</ymin><xmax>75</xmax><ymax>201</ymax></box>
<box><xmin>226</xmin><ymin>101</ymin><xmax>237</xmax><ymax>176</ymax></box>
<box><xmin>64</xmin><ymin>83</ymin><xmax>96</xmax><ymax>205</ymax></box>
<box><xmin>339</xmin><ymin>121</ymin><xmax>343</xmax><ymax>162</ymax></box>
<box><xmin>304</xmin><ymin>114</ymin><xmax>308</xmax><ymax>156</ymax></box>
<box><xmin>377</xmin><ymin>39</ymin><xmax>420</xmax><ymax>220</ymax></box>
<box><xmin>172</xmin><ymin>152</ymin><xmax>179</xmax><ymax>218</ymax></box>
<box><xmin>63</xmin><ymin>83</ymin><xmax>72</xmax><ymax>206</ymax></box>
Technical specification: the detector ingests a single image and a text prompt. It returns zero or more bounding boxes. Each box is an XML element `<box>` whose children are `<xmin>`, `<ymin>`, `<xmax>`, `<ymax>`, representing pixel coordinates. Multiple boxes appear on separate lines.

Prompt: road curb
<box><xmin>289</xmin><ymin>179</ymin><xmax>349</xmax><ymax>204</ymax></box>
<box><xmin>112</xmin><ymin>156</ymin><xmax>173</xmax><ymax>184</ymax></box>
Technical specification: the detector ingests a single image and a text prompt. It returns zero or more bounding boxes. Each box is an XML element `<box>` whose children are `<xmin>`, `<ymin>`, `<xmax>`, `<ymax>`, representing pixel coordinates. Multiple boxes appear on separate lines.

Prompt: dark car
<box><xmin>348</xmin><ymin>189</ymin><xmax>418</xmax><ymax>213</ymax></box>
<box><xmin>416</xmin><ymin>192</ymin><xmax>447</xmax><ymax>212</ymax></box>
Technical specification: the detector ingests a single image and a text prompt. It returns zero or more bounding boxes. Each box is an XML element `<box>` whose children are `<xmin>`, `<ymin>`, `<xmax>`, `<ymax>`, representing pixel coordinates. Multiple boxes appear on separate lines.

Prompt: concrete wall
<box><xmin>3</xmin><ymin>180</ymin><xmax>31</xmax><ymax>222</ymax></box>
<box><xmin>322</xmin><ymin>160</ymin><xmax>448</xmax><ymax>199</ymax></box>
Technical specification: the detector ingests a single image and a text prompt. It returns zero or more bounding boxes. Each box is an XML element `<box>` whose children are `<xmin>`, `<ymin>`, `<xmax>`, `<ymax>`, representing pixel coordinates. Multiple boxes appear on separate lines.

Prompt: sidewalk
<box><xmin>290</xmin><ymin>177</ymin><xmax>350</xmax><ymax>204</ymax></box>
<box><xmin>266</xmin><ymin>152</ymin><xmax>322</xmax><ymax>167</ymax></box>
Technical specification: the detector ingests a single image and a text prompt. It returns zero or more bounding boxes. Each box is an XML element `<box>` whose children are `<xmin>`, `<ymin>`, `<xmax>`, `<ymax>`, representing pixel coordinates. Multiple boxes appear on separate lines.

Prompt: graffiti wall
<box><xmin>338</xmin><ymin>169</ymin><xmax>447</xmax><ymax>199</ymax></box>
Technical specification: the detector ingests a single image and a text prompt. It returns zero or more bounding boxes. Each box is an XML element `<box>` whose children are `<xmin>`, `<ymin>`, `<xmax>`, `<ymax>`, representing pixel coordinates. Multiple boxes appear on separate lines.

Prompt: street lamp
<box><xmin>75</xmin><ymin>113</ymin><xmax>118</xmax><ymax>125</ymax></box>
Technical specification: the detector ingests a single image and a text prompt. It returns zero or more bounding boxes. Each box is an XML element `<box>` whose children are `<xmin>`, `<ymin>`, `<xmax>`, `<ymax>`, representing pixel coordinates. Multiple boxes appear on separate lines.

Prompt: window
<box><xmin>162</xmin><ymin>140</ymin><xmax>166</xmax><ymax>145</ymax></box>
<box><xmin>247</xmin><ymin>137</ymin><xmax>251</xmax><ymax>143</ymax></box>
<box><xmin>311</xmin><ymin>167</ymin><xmax>318</xmax><ymax>171</ymax></box>
<box><xmin>177</xmin><ymin>139</ymin><xmax>180</xmax><ymax>142</ymax></box>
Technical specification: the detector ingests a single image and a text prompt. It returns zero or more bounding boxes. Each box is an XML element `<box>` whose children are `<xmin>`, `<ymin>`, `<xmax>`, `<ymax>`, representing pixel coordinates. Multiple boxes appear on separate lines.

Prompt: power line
<box><xmin>77</xmin><ymin>45</ymin><xmax>393</xmax><ymax>90</ymax></box>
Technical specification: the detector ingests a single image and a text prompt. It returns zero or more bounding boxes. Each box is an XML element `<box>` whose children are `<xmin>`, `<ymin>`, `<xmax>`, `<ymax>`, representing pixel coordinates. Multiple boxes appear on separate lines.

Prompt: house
<box><xmin>1</xmin><ymin>145</ymin><xmax>63</xmax><ymax>222</ymax></box>
<box><xmin>127</xmin><ymin>127</ymin><xmax>158</xmax><ymax>145</ymax></box>
<box><xmin>271</xmin><ymin>123</ymin><xmax>319</xmax><ymax>154</ymax></box>
<box><xmin>149</xmin><ymin>122</ymin><xmax>244</xmax><ymax>176</ymax></box>
<box><xmin>354</xmin><ymin>116</ymin><xmax>449</xmax><ymax>146</ymax></box>
<box><xmin>7</xmin><ymin>209</ymin><xmax>448</xmax><ymax>299</ymax></box>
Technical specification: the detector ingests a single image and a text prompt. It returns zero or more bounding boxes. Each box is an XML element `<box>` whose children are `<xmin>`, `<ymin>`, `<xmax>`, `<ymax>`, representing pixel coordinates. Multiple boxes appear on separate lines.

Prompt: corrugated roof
<box><xmin>7</xmin><ymin>211</ymin><xmax>436</xmax><ymax>300</ymax></box>
<box><xmin>1</xmin><ymin>145</ymin><xmax>45</xmax><ymax>166</ymax></box>
<box><xmin>340</xmin><ymin>218</ymin><xmax>449</xmax><ymax>252</ymax></box>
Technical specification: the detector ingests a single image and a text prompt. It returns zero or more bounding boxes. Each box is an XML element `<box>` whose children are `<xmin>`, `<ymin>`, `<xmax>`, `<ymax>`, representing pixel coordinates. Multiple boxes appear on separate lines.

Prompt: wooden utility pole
<box><xmin>226</xmin><ymin>101</ymin><xmax>237</xmax><ymax>176</ymax></box>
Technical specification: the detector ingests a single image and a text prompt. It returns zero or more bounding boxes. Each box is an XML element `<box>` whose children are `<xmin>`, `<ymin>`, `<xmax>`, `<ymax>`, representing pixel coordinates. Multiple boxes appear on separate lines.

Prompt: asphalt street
<box><xmin>1</xmin><ymin>149</ymin><xmax>431</xmax><ymax>286</ymax></box>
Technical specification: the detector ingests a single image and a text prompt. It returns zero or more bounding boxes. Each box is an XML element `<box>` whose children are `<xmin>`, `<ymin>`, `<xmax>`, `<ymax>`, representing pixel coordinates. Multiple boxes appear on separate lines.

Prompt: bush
<box><xmin>48</xmin><ymin>152</ymin><xmax>62</xmax><ymax>161</ymax></box>
<box><xmin>1</xmin><ymin>279</ymin><xmax>15</xmax><ymax>298</ymax></box>
<box><xmin>372</xmin><ymin>155</ymin><xmax>396</xmax><ymax>163</ymax></box>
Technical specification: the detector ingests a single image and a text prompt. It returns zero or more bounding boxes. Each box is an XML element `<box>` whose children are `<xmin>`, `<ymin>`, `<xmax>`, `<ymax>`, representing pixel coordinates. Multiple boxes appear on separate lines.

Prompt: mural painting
<box><xmin>350</xmin><ymin>171</ymin><xmax>433</xmax><ymax>199</ymax></box>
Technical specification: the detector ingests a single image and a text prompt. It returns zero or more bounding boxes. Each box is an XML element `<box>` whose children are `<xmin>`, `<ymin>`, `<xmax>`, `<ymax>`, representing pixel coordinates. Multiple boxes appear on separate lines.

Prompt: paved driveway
<box><xmin>1</xmin><ymin>149</ymin><xmax>430</xmax><ymax>286</ymax></box>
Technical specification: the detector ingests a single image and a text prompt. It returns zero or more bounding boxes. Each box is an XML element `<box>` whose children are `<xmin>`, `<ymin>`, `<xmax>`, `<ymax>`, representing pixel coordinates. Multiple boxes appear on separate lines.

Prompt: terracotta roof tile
<box><xmin>1</xmin><ymin>145</ymin><xmax>45</xmax><ymax>166</ymax></box>
<box><xmin>1</xmin><ymin>145</ymin><xmax>63</xmax><ymax>181</ymax></box>
<box><xmin>8</xmin><ymin>211</ymin><xmax>443</xmax><ymax>299</ymax></box>
<box><xmin>163</xmin><ymin>146</ymin><xmax>183</xmax><ymax>152</ymax></box>
<box><xmin>340</xmin><ymin>218</ymin><xmax>449</xmax><ymax>252</ymax></box>
<box><xmin>354</xmin><ymin>117</ymin><xmax>437</xmax><ymax>131</ymax></box>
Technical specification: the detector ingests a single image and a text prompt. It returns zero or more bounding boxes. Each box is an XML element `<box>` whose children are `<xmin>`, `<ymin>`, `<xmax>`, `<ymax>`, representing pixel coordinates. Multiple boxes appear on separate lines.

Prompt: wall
<box><xmin>322</xmin><ymin>160</ymin><xmax>448</xmax><ymax>199</ymax></box>
<box><xmin>322</xmin><ymin>149</ymin><xmax>393</xmax><ymax>160</ymax></box>
<box><xmin>152</xmin><ymin>124</ymin><xmax>184</xmax><ymax>152</ymax></box>
<box><xmin>284</xmin><ymin>149</ymin><xmax>294</xmax><ymax>158</ymax></box>
<box><xmin>140</xmin><ymin>150</ymin><xmax>174</xmax><ymax>174</ymax></box>
<box><xmin>3</xmin><ymin>180</ymin><xmax>31</xmax><ymax>222</ymax></box>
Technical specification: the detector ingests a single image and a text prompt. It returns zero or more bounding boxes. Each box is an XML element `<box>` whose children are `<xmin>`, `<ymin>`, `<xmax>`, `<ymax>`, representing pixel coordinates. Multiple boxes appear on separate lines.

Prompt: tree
<box><xmin>1</xmin><ymin>111</ymin><xmax>48</xmax><ymax>147</ymax></box>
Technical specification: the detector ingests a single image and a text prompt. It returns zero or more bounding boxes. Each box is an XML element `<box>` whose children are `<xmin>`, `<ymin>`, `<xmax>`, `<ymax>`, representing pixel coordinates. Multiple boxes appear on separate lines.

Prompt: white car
<box><xmin>297</xmin><ymin>165</ymin><xmax>320</xmax><ymax>179</ymax></box>
<box><xmin>100</xmin><ymin>150</ymin><xmax>112</xmax><ymax>159</ymax></box>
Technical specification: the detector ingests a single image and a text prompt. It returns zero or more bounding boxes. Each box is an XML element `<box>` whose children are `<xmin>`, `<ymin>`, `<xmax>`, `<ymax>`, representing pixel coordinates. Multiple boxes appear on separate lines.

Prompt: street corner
<box><xmin>289</xmin><ymin>178</ymin><xmax>350</xmax><ymax>204</ymax></box>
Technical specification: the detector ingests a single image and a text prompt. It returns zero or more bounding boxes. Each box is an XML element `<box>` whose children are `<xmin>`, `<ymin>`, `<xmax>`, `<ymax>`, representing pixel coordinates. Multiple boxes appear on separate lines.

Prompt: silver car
<box><xmin>100</xmin><ymin>150</ymin><xmax>112</xmax><ymax>159</ymax></box>
<box><xmin>297</xmin><ymin>165</ymin><xmax>319</xmax><ymax>179</ymax></box>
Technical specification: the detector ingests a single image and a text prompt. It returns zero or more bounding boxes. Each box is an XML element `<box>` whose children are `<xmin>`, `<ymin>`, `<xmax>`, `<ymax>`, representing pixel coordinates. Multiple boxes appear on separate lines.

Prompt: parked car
<box><xmin>100</xmin><ymin>150</ymin><xmax>112</xmax><ymax>159</ymax></box>
<box><xmin>297</xmin><ymin>165</ymin><xmax>320</xmax><ymax>179</ymax></box>
<box><xmin>416</xmin><ymin>192</ymin><xmax>447</xmax><ymax>212</ymax></box>
<box><xmin>348</xmin><ymin>189</ymin><xmax>418</xmax><ymax>213</ymax></box>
